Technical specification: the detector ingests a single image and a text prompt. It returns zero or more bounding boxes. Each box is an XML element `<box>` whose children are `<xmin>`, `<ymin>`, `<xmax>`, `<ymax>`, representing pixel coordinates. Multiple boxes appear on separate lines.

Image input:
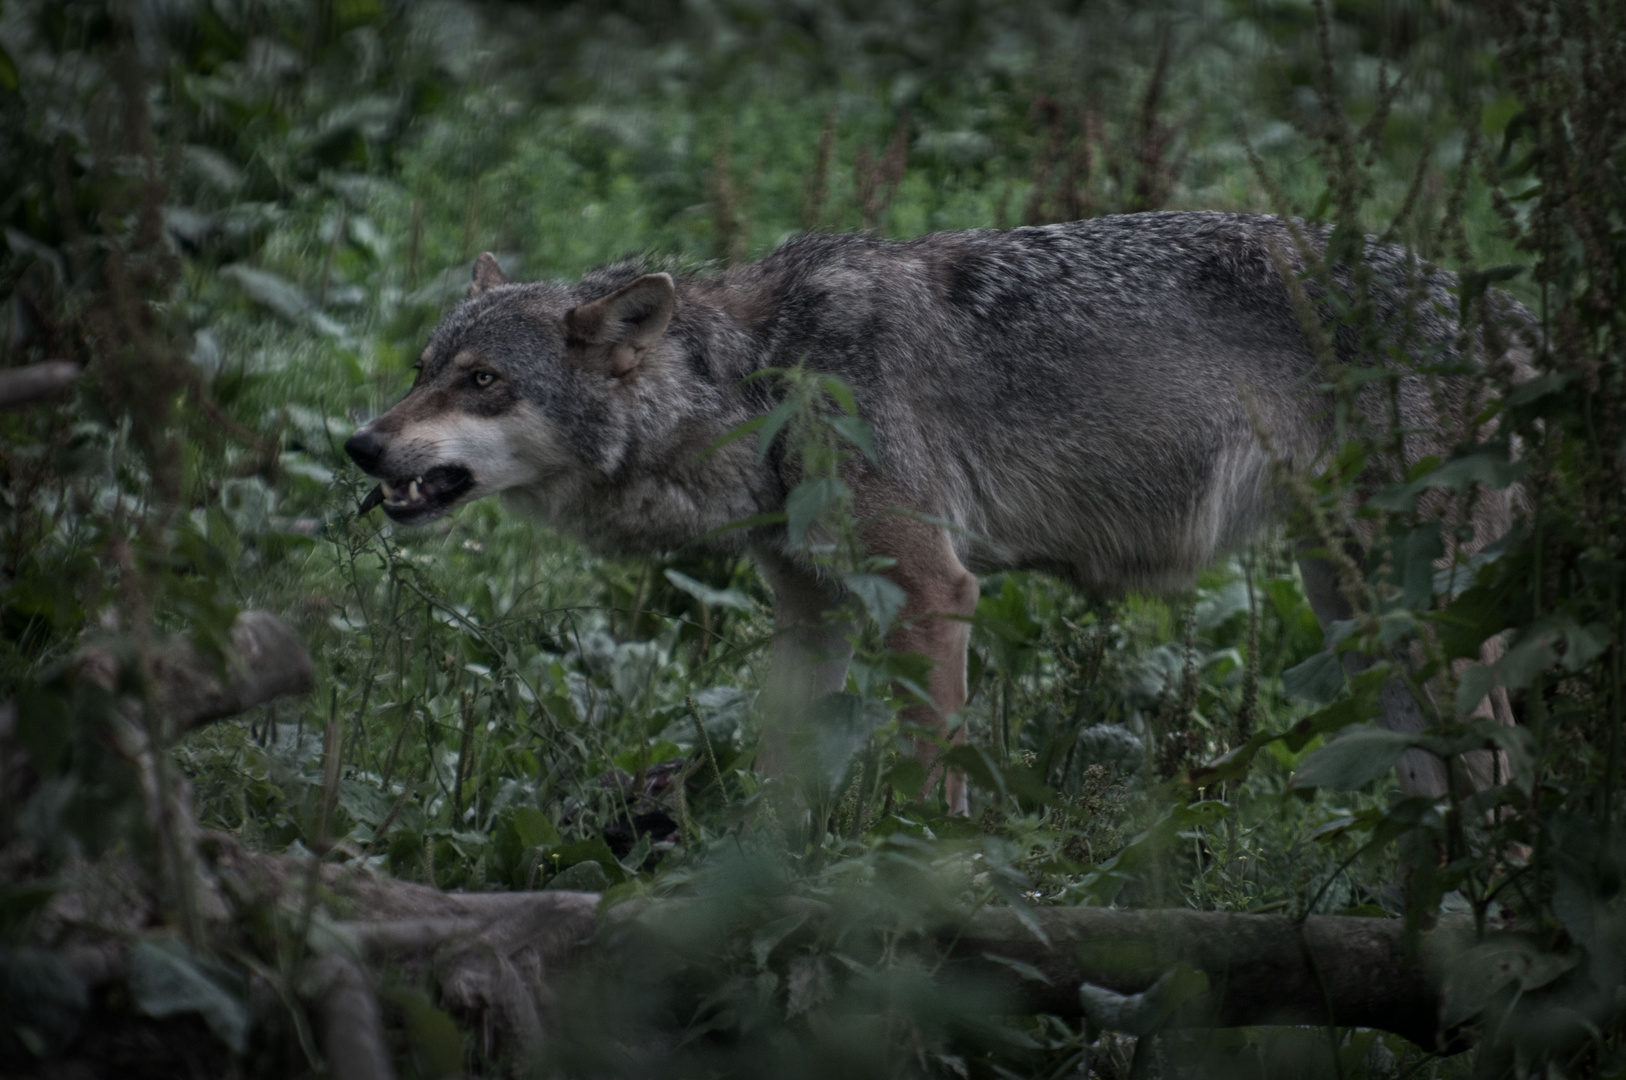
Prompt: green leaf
<box><xmin>827</xmin><ymin>414</ymin><xmax>877</xmax><ymax>461</ymax></box>
<box><xmin>1079</xmin><ymin>962</ymin><xmax>1210</xmax><ymax>1036</ymax></box>
<box><xmin>843</xmin><ymin>572</ymin><xmax>905</xmax><ymax>631</ymax></box>
<box><xmin>690</xmin><ymin>510</ymin><xmax>787</xmax><ymax>546</ymax></box>
<box><xmin>1506</xmin><ymin>371</ymin><xmax>1569</xmax><ymax>407</ymax></box>
<box><xmin>1290</xmin><ymin>724</ymin><xmax>1414</xmax><ymax>791</ymax></box>
<box><xmin>387</xmin><ymin>987</ymin><xmax>464</xmax><ymax>1079</ymax></box>
<box><xmin>1455</xmin><ymin>663</ymin><xmax>1497</xmax><ymax>717</ymax></box>
<box><xmin>220</xmin><ymin>264</ymin><xmax>311</xmax><ymax>323</ymax></box>
<box><xmin>1439</xmin><ymin>937</ymin><xmax>1575</xmax><ymax>1028</ymax></box>
<box><xmin>756</xmin><ymin>399</ymin><xmax>800</xmax><ymax>460</ymax></box>
<box><xmin>1395</xmin><ymin>523</ymin><xmax>1444</xmax><ymax>610</ymax></box>
<box><xmin>665</xmin><ymin>569</ymin><xmax>755</xmax><ymax>611</ymax></box>
<box><xmin>0</xmin><ymin>43</ymin><xmax>18</xmax><ymax>93</ymax></box>
<box><xmin>510</xmin><ymin>805</ymin><xmax>561</xmax><ymax>849</ymax></box>
<box><xmin>941</xmin><ymin>744</ymin><xmax>1005</xmax><ymax>798</ymax></box>
<box><xmin>809</xmin><ymin>692</ymin><xmax>891</xmax><ymax>788</ymax></box>
<box><xmin>814</xmin><ymin>374</ymin><xmax>859</xmax><ymax>415</ymax></box>
<box><xmin>699</xmin><ymin>411</ymin><xmax>768</xmax><ymax>459</ymax></box>
<box><xmin>128</xmin><ymin>939</ymin><xmax>250</xmax><ymax>1053</ymax></box>
<box><xmin>1434</xmin><ymin>581</ymin><xmax>1506</xmax><ymax>661</ymax></box>
<box><xmin>750</xmin><ymin>912</ymin><xmax>810</xmax><ymax>969</ymax></box>
<box><xmin>1368</xmin><ymin>449</ymin><xmax>1522</xmax><ymax>513</ymax></box>
<box><xmin>337</xmin><ymin>779</ymin><xmax>392</xmax><ymax>828</ymax></box>
<box><xmin>785</xmin><ymin>477</ymin><xmax>845</xmax><ymax>546</ymax></box>
<box><xmin>545</xmin><ymin>859</ymin><xmax>612</xmax><ymax>892</ymax></box>
<box><xmin>980</xmin><ymin>952</ymin><xmax>1052</xmax><ymax>985</ymax></box>
<box><xmin>1280</xmin><ymin>651</ymin><xmax>1345</xmax><ymax>705</ymax></box>
<box><xmin>0</xmin><ymin>947</ymin><xmax>87</xmax><ymax>1053</ymax></box>
<box><xmin>547</xmin><ymin>837</ymin><xmax>628</xmax><ymax>885</ymax></box>
<box><xmin>883</xmin><ymin>759</ymin><xmax>927</xmax><ymax>798</ymax></box>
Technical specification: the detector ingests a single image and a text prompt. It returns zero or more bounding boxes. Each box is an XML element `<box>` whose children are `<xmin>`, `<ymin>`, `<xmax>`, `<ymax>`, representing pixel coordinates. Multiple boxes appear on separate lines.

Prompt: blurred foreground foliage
<box><xmin>0</xmin><ymin>0</ymin><xmax>1622</xmax><ymax>1077</ymax></box>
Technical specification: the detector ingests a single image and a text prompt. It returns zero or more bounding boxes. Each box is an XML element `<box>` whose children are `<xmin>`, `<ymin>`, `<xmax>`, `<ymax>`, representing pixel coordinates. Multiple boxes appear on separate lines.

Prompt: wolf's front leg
<box><xmin>869</xmin><ymin>520</ymin><xmax>980</xmax><ymax>816</ymax></box>
<box><xmin>753</xmin><ymin>548</ymin><xmax>853</xmax><ymax>778</ymax></box>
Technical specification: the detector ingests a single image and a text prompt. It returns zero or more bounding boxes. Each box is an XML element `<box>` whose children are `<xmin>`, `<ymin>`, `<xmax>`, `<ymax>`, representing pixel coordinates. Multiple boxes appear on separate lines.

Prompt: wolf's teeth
<box><xmin>408</xmin><ymin>479</ymin><xmax>421</xmax><ymax>502</ymax></box>
<box><xmin>380</xmin><ymin>480</ymin><xmax>397</xmax><ymax>499</ymax></box>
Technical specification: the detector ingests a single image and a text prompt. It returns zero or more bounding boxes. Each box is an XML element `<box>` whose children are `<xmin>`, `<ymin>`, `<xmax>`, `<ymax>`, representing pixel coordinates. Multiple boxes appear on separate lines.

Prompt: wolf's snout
<box><xmin>345</xmin><ymin>428</ymin><xmax>384</xmax><ymax>473</ymax></box>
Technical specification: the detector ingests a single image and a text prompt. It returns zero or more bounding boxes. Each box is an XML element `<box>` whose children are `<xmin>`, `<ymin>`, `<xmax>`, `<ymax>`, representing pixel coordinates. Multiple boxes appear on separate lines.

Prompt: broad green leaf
<box><xmin>1396</xmin><ymin>523</ymin><xmax>1444</xmax><ymax>609</ymax></box>
<box><xmin>1194</xmin><ymin>579</ymin><xmax>1250</xmax><ymax>630</ymax></box>
<box><xmin>785</xmin><ymin>477</ymin><xmax>844</xmax><ymax>545</ymax></box>
<box><xmin>545</xmin><ymin>859</ymin><xmax>612</xmax><ymax>892</ymax></box>
<box><xmin>980</xmin><ymin>952</ymin><xmax>1052</xmax><ymax>985</ymax></box>
<box><xmin>1439</xmin><ymin>936</ymin><xmax>1576</xmax><ymax>1027</ymax></box>
<box><xmin>883</xmin><ymin>759</ymin><xmax>927</xmax><ymax>797</ymax></box>
<box><xmin>756</xmin><ymin>398</ymin><xmax>800</xmax><ymax>460</ymax></box>
<box><xmin>814</xmin><ymin>374</ymin><xmax>859</xmax><ymax>415</ymax></box>
<box><xmin>699</xmin><ymin>411</ymin><xmax>768</xmax><ymax>459</ymax></box>
<box><xmin>1290</xmin><ymin>724</ymin><xmax>1414</xmax><ymax>791</ymax></box>
<box><xmin>827</xmin><ymin>413</ymin><xmax>876</xmax><ymax>461</ymax></box>
<box><xmin>750</xmin><ymin>912</ymin><xmax>810</xmax><ymax>969</ymax></box>
<box><xmin>128</xmin><ymin>939</ymin><xmax>250</xmax><ymax>1053</ymax></box>
<box><xmin>1079</xmin><ymin>962</ymin><xmax>1210</xmax><ymax>1036</ymax></box>
<box><xmin>1280</xmin><ymin>651</ymin><xmax>1345</xmax><ymax>705</ymax></box>
<box><xmin>809</xmin><ymin>692</ymin><xmax>890</xmax><ymax>788</ymax></box>
<box><xmin>548</xmin><ymin>837</ymin><xmax>628</xmax><ymax>884</ymax></box>
<box><xmin>220</xmin><ymin>264</ymin><xmax>311</xmax><ymax>323</ymax></box>
<box><xmin>1368</xmin><ymin>448</ymin><xmax>1522</xmax><ymax>513</ymax></box>
<box><xmin>0</xmin><ymin>44</ymin><xmax>19</xmax><ymax>93</ymax></box>
<box><xmin>337</xmin><ymin>779</ymin><xmax>392</xmax><ymax>828</ymax></box>
<box><xmin>510</xmin><ymin>805</ymin><xmax>561</xmax><ymax>849</ymax></box>
<box><xmin>1506</xmin><ymin>371</ymin><xmax>1569</xmax><ymax>407</ymax></box>
<box><xmin>1434</xmin><ymin>581</ymin><xmax>1506</xmax><ymax>660</ymax></box>
<box><xmin>843</xmin><ymin>572</ymin><xmax>905</xmax><ymax>631</ymax></box>
<box><xmin>1454</xmin><ymin>663</ymin><xmax>1497</xmax><ymax>717</ymax></box>
<box><xmin>388</xmin><ymin>988</ymin><xmax>464</xmax><ymax>1079</ymax></box>
<box><xmin>665</xmin><ymin>569</ymin><xmax>755</xmax><ymax>611</ymax></box>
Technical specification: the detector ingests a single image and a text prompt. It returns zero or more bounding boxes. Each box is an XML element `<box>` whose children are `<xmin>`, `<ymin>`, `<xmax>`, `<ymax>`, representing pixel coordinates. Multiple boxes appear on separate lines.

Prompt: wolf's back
<box><xmin>729</xmin><ymin>212</ymin><xmax>1525</xmax><ymax>590</ymax></box>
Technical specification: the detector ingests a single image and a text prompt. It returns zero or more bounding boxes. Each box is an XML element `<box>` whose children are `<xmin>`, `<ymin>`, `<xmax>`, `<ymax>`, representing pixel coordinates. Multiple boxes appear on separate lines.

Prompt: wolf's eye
<box><xmin>472</xmin><ymin>371</ymin><xmax>495</xmax><ymax>388</ymax></box>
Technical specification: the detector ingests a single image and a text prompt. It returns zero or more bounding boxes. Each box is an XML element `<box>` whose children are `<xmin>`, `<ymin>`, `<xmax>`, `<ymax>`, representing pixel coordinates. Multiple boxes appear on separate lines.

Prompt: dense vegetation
<box><xmin>1</xmin><ymin>1</ymin><xmax>1622</xmax><ymax>1077</ymax></box>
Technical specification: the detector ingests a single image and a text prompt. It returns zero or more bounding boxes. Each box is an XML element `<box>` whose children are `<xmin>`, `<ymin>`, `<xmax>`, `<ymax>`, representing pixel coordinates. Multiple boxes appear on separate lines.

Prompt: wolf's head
<box><xmin>344</xmin><ymin>253</ymin><xmax>676</xmax><ymax>526</ymax></box>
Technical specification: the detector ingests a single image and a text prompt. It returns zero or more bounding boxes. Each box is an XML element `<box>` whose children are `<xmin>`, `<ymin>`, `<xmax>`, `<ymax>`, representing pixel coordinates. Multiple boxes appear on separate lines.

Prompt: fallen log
<box><xmin>209</xmin><ymin>848</ymin><xmax>1470</xmax><ymax>1055</ymax></box>
<box><xmin>951</xmin><ymin>906</ymin><xmax>1466</xmax><ymax>1050</ymax></box>
<box><xmin>10</xmin><ymin>611</ymin><xmax>1486</xmax><ymax>1070</ymax></box>
<box><xmin>72</xmin><ymin>608</ymin><xmax>315</xmax><ymax>737</ymax></box>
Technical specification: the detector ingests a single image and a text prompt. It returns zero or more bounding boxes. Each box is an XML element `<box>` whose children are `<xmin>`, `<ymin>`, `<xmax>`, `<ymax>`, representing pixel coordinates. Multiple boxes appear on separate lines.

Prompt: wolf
<box><xmin>345</xmin><ymin>211</ymin><xmax>1529</xmax><ymax>814</ymax></box>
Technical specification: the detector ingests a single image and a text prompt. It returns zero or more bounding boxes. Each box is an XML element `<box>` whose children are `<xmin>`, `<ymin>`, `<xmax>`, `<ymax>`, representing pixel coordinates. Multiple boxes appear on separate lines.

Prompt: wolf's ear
<box><xmin>470</xmin><ymin>252</ymin><xmax>509</xmax><ymax>297</ymax></box>
<box><xmin>564</xmin><ymin>273</ymin><xmax>675</xmax><ymax>377</ymax></box>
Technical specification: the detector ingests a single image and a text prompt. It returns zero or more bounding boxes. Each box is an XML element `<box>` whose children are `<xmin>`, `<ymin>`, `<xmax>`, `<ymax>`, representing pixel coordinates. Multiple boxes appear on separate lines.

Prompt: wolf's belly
<box><xmin>940</xmin><ymin>430</ymin><xmax>1276</xmax><ymax>596</ymax></box>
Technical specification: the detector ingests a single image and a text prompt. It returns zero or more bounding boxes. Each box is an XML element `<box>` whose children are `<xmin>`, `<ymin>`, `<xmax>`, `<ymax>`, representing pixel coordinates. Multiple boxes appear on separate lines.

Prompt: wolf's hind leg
<box><xmin>753</xmin><ymin>548</ymin><xmax>853</xmax><ymax>779</ymax></box>
<box><xmin>1297</xmin><ymin>555</ymin><xmax>1452</xmax><ymax>798</ymax></box>
<box><xmin>867</xmin><ymin>519</ymin><xmax>980</xmax><ymax>816</ymax></box>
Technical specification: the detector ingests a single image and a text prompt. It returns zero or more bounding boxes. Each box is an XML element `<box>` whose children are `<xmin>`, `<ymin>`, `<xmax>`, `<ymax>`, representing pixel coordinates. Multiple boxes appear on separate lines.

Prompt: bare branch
<box><xmin>0</xmin><ymin>360</ymin><xmax>80</xmax><ymax>410</ymax></box>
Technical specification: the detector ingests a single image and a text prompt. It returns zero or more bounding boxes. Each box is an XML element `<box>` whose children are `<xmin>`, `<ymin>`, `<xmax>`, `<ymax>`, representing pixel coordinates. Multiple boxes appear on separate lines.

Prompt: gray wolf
<box><xmin>344</xmin><ymin>211</ymin><xmax>1530</xmax><ymax>814</ymax></box>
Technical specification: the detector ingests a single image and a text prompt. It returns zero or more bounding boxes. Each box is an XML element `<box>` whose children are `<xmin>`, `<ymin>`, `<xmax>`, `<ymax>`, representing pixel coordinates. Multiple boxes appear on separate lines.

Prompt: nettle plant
<box><xmin>714</xmin><ymin>363</ymin><xmax>939</xmax><ymax>847</ymax></box>
<box><xmin>1174</xmin><ymin>0</ymin><xmax>1626</xmax><ymax>1069</ymax></box>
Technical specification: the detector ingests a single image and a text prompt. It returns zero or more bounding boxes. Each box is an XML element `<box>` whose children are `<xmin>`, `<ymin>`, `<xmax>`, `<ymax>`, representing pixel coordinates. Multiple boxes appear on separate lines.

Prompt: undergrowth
<box><xmin>2</xmin><ymin>2</ymin><xmax>1621</xmax><ymax>1078</ymax></box>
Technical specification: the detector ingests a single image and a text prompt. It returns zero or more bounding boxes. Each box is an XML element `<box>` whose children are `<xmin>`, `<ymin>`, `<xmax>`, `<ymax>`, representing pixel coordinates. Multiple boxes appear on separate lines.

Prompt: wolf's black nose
<box><xmin>345</xmin><ymin>429</ymin><xmax>384</xmax><ymax>473</ymax></box>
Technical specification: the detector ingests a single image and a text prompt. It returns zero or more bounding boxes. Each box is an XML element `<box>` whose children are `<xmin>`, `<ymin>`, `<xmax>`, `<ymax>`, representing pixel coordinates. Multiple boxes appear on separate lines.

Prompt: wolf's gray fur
<box><xmin>346</xmin><ymin>211</ymin><xmax>1530</xmax><ymax>811</ymax></box>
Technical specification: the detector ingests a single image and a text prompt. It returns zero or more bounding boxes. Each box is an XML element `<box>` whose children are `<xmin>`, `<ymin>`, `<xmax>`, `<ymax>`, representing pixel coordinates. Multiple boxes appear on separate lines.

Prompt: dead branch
<box><xmin>76</xmin><ymin>609</ymin><xmax>315</xmax><ymax>734</ymax></box>
<box><xmin>0</xmin><ymin>360</ymin><xmax>80</xmax><ymax>410</ymax></box>
<box><xmin>304</xmin><ymin>954</ymin><xmax>396</xmax><ymax>1080</ymax></box>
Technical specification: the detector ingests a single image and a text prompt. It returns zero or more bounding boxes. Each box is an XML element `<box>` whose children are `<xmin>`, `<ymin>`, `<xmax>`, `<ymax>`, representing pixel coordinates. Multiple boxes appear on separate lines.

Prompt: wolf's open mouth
<box><xmin>358</xmin><ymin>464</ymin><xmax>475</xmax><ymax>522</ymax></box>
